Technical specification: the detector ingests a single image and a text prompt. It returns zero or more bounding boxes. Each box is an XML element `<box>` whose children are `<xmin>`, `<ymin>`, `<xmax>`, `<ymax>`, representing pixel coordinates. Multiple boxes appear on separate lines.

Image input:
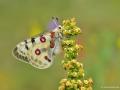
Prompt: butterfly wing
<box><xmin>12</xmin><ymin>32</ymin><xmax>55</xmax><ymax>69</ymax></box>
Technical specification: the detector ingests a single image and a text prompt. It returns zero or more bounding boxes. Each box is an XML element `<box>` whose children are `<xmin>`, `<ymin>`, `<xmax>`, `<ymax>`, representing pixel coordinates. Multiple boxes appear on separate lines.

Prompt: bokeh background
<box><xmin>0</xmin><ymin>0</ymin><xmax>120</xmax><ymax>90</ymax></box>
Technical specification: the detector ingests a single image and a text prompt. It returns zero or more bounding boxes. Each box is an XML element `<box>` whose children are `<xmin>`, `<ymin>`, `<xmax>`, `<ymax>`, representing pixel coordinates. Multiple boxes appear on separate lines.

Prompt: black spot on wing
<box><xmin>31</xmin><ymin>37</ymin><xmax>35</xmax><ymax>43</ymax></box>
<box><xmin>24</xmin><ymin>40</ymin><xmax>27</xmax><ymax>43</ymax></box>
<box><xmin>25</xmin><ymin>44</ymin><xmax>29</xmax><ymax>50</ymax></box>
<box><xmin>47</xmin><ymin>58</ymin><xmax>51</xmax><ymax>62</ymax></box>
<box><xmin>13</xmin><ymin>47</ymin><xmax>18</xmax><ymax>56</ymax></box>
<box><xmin>44</xmin><ymin>56</ymin><xmax>51</xmax><ymax>62</ymax></box>
<box><xmin>13</xmin><ymin>47</ymin><xmax>17</xmax><ymax>52</ymax></box>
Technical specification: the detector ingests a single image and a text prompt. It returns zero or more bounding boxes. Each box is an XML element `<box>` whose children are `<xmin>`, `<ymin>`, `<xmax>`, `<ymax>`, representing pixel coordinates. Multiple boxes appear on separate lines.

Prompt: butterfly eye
<box><xmin>40</xmin><ymin>36</ymin><xmax>46</xmax><ymax>43</ymax></box>
<box><xmin>35</xmin><ymin>48</ymin><xmax>41</xmax><ymax>55</ymax></box>
<box><xmin>58</xmin><ymin>26</ymin><xmax>61</xmax><ymax>29</ymax></box>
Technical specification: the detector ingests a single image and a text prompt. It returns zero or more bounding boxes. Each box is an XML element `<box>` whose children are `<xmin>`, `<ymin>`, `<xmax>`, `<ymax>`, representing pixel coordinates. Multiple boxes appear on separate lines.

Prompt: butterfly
<box><xmin>12</xmin><ymin>17</ymin><xmax>62</xmax><ymax>69</ymax></box>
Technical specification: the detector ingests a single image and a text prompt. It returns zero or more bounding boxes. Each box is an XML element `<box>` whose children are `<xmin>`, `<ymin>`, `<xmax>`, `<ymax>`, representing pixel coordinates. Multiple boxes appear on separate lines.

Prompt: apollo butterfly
<box><xmin>12</xmin><ymin>17</ymin><xmax>62</xmax><ymax>69</ymax></box>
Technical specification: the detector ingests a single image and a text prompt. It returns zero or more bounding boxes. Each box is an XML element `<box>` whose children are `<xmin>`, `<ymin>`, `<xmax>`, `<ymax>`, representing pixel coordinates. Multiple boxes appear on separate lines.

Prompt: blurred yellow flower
<box><xmin>0</xmin><ymin>71</ymin><xmax>15</xmax><ymax>90</ymax></box>
<box><xmin>29</xmin><ymin>23</ymin><xmax>42</xmax><ymax>37</ymax></box>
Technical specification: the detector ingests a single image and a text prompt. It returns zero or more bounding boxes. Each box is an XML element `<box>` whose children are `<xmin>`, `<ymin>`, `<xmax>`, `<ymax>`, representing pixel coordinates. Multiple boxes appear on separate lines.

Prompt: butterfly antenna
<box><xmin>52</xmin><ymin>16</ymin><xmax>59</xmax><ymax>26</ymax></box>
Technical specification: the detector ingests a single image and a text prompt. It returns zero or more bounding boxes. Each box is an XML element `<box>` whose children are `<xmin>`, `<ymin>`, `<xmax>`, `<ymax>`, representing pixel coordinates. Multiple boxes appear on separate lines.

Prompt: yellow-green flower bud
<box><xmin>79</xmin><ymin>68</ymin><xmax>84</xmax><ymax>77</ymax></box>
<box><xmin>58</xmin><ymin>85</ymin><xmax>65</xmax><ymax>90</ymax></box>
<box><xmin>81</xmin><ymin>87</ymin><xmax>86</xmax><ymax>90</ymax></box>
<box><xmin>84</xmin><ymin>80</ymin><xmax>89</xmax><ymax>85</ymax></box>
<box><xmin>66</xmin><ymin>81</ymin><xmax>72</xmax><ymax>87</ymax></box>
<box><xmin>60</xmin><ymin>79</ymin><xmax>67</xmax><ymax>84</ymax></box>
<box><xmin>88</xmin><ymin>78</ymin><xmax>93</xmax><ymax>86</ymax></box>
<box><xmin>77</xmin><ymin>80</ymin><xmax>83</xmax><ymax>87</ymax></box>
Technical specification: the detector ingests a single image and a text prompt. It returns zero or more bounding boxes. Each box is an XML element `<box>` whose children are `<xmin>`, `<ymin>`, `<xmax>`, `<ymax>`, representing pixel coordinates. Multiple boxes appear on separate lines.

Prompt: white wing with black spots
<box><xmin>12</xmin><ymin>32</ymin><xmax>56</xmax><ymax>69</ymax></box>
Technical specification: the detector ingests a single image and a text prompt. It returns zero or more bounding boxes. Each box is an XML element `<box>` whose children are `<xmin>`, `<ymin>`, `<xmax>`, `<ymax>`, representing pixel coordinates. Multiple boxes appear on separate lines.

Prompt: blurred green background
<box><xmin>0</xmin><ymin>0</ymin><xmax>120</xmax><ymax>90</ymax></box>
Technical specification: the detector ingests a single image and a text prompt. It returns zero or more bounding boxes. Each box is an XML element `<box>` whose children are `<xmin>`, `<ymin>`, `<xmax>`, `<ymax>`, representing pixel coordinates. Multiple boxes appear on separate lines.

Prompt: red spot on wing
<box><xmin>50</xmin><ymin>32</ymin><xmax>55</xmax><ymax>48</ymax></box>
<box><xmin>50</xmin><ymin>39</ymin><xmax>55</xmax><ymax>48</ymax></box>
<box><xmin>50</xmin><ymin>32</ymin><xmax>55</xmax><ymax>38</ymax></box>
<box><xmin>40</xmin><ymin>36</ymin><xmax>46</xmax><ymax>43</ymax></box>
<box><xmin>35</xmin><ymin>49</ymin><xmax>41</xmax><ymax>55</ymax></box>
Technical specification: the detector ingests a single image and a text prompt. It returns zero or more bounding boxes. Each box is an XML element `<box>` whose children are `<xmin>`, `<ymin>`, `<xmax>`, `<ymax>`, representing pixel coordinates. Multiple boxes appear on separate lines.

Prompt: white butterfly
<box><xmin>12</xmin><ymin>17</ymin><xmax>62</xmax><ymax>69</ymax></box>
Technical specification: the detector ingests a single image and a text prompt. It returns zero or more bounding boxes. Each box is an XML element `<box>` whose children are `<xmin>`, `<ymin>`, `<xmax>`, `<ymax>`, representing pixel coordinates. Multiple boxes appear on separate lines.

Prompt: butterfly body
<box><xmin>13</xmin><ymin>25</ymin><xmax>62</xmax><ymax>69</ymax></box>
